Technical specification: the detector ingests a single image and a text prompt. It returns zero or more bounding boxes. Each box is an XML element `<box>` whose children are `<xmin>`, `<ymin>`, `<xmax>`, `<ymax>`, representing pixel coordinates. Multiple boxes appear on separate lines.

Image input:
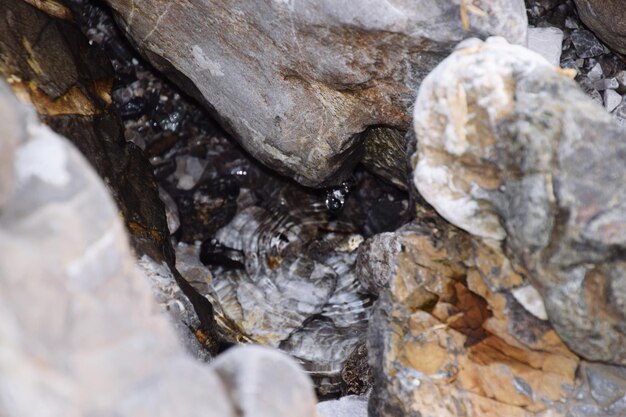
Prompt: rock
<box><xmin>355</xmin><ymin>232</ymin><xmax>401</xmax><ymax>295</ymax></box>
<box><xmin>0</xmin><ymin>81</ymin><xmax>236</xmax><ymax>417</ymax></box>
<box><xmin>317</xmin><ymin>395</ymin><xmax>368</xmax><ymax>417</ymax></box>
<box><xmin>209</xmin><ymin>345</ymin><xmax>317</xmax><ymax>417</ymax></box>
<box><xmin>413</xmin><ymin>36</ymin><xmax>626</xmax><ymax>366</ymax></box>
<box><xmin>360</xmin><ymin>127</ymin><xmax>408</xmax><ymax>190</ymax></box>
<box><xmin>573</xmin><ymin>0</ymin><xmax>626</xmax><ymax>55</ymax></box>
<box><xmin>103</xmin><ymin>0</ymin><xmax>527</xmax><ymax>187</ymax></box>
<box><xmin>594</xmin><ymin>77</ymin><xmax>619</xmax><ymax>91</ymax></box>
<box><xmin>570</xmin><ymin>29</ymin><xmax>607</xmax><ymax>58</ymax></box>
<box><xmin>527</xmin><ymin>26</ymin><xmax>563</xmax><ymax>67</ymax></box>
<box><xmin>367</xmin><ymin>217</ymin><xmax>581</xmax><ymax>417</ymax></box>
<box><xmin>604</xmin><ymin>89</ymin><xmax>622</xmax><ymax>112</ymax></box>
<box><xmin>0</xmin><ymin>0</ymin><xmax>228</xmax><ymax>353</ymax></box>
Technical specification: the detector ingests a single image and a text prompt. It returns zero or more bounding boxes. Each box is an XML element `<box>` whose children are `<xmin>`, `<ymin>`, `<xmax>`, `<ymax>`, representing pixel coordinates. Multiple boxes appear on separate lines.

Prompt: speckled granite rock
<box><xmin>103</xmin><ymin>0</ymin><xmax>527</xmax><ymax>187</ymax></box>
<box><xmin>412</xmin><ymin>36</ymin><xmax>626</xmax><ymax>366</ymax></box>
<box><xmin>573</xmin><ymin>0</ymin><xmax>626</xmax><ymax>55</ymax></box>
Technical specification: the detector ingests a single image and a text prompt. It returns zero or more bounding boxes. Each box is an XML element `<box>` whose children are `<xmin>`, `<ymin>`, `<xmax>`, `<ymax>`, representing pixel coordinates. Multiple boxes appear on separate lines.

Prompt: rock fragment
<box><xmin>527</xmin><ymin>26</ymin><xmax>564</xmax><ymax>67</ymax></box>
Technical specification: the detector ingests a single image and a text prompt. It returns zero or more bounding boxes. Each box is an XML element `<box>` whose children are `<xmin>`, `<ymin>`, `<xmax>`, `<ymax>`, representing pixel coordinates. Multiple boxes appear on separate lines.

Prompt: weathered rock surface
<box><xmin>573</xmin><ymin>0</ymin><xmax>626</xmax><ymax>55</ymax></box>
<box><xmin>367</xmin><ymin>216</ymin><xmax>583</xmax><ymax>417</ymax></box>
<box><xmin>412</xmin><ymin>37</ymin><xmax>626</xmax><ymax>366</ymax></box>
<box><xmin>103</xmin><ymin>0</ymin><xmax>527</xmax><ymax>186</ymax></box>
<box><xmin>527</xmin><ymin>26</ymin><xmax>563</xmax><ymax>67</ymax></box>
<box><xmin>0</xmin><ymin>83</ymin><xmax>232</xmax><ymax>417</ymax></box>
<box><xmin>0</xmin><ymin>0</ymin><xmax>229</xmax><ymax>354</ymax></box>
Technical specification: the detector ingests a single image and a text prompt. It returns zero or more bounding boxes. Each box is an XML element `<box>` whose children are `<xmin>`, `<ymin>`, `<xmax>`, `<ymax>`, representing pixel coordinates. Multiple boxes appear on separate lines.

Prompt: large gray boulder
<box><xmin>573</xmin><ymin>0</ymin><xmax>626</xmax><ymax>55</ymax></box>
<box><xmin>104</xmin><ymin>0</ymin><xmax>527</xmax><ymax>186</ymax></box>
<box><xmin>412</xmin><ymin>36</ymin><xmax>626</xmax><ymax>366</ymax></box>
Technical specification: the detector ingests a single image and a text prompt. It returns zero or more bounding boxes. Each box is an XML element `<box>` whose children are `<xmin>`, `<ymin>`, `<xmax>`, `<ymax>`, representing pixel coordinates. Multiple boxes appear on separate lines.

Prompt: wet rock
<box><xmin>103</xmin><ymin>0</ymin><xmax>527</xmax><ymax>187</ymax></box>
<box><xmin>527</xmin><ymin>26</ymin><xmax>563</xmax><ymax>66</ymax></box>
<box><xmin>573</xmin><ymin>0</ymin><xmax>626</xmax><ymax>55</ymax></box>
<box><xmin>0</xmin><ymin>82</ymin><xmax>236</xmax><ymax>417</ymax></box>
<box><xmin>413</xmin><ymin>36</ymin><xmax>626</xmax><ymax>366</ymax></box>
<box><xmin>209</xmin><ymin>345</ymin><xmax>317</xmax><ymax>417</ymax></box>
<box><xmin>570</xmin><ymin>29</ymin><xmax>607</xmax><ymax>58</ymax></box>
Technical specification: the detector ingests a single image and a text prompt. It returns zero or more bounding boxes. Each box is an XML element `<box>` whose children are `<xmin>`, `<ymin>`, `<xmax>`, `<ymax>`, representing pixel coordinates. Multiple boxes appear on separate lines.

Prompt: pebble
<box><xmin>603</xmin><ymin>89</ymin><xmax>622</xmax><ymax>112</ymax></box>
<box><xmin>616</xmin><ymin>71</ymin><xmax>626</xmax><ymax>94</ymax></box>
<box><xmin>571</xmin><ymin>29</ymin><xmax>606</xmax><ymax>58</ymax></box>
<box><xmin>527</xmin><ymin>27</ymin><xmax>563</xmax><ymax>67</ymax></box>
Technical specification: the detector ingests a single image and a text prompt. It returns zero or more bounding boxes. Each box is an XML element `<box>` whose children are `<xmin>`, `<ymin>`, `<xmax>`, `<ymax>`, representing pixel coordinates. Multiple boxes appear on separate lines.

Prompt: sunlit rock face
<box><xmin>103</xmin><ymin>0</ymin><xmax>527</xmax><ymax>187</ymax></box>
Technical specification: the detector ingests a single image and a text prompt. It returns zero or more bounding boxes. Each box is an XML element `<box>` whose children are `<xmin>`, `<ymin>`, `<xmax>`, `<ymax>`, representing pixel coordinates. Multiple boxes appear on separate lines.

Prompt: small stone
<box><xmin>603</xmin><ymin>89</ymin><xmax>622</xmax><ymax>112</ymax></box>
<box><xmin>570</xmin><ymin>29</ymin><xmax>606</xmax><ymax>58</ymax></box>
<box><xmin>616</xmin><ymin>71</ymin><xmax>626</xmax><ymax>94</ymax></box>
<box><xmin>594</xmin><ymin>77</ymin><xmax>619</xmax><ymax>91</ymax></box>
<box><xmin>527</xmin><ymin>27</ymin><xmax>564</xmax><ymax>67</ymax></box>
<box><xmin>317</xmin><ymin>395</ymin><xmax>368</xmax><ymax>417</ymax></box>
<box><xmin>586</xmin><ymin>62</ymin><xmax>603</xmax><ymax>82</ymax></box>
<box><xmin>210</xmin><ymin>345</ymin><xmax>318</xmax><ymax>417</ymax></box>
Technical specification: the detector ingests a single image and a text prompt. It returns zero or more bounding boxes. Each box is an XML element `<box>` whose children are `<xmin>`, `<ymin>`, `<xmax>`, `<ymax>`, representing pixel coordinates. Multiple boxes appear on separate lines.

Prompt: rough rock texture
<box><xmin>368</xmin><ymin>216</ymin><xmax>584</xmax><ymax>417</ymax></box>
<box><xmin>103</xmin><ymin>0</ymin><xmax>527</xmax><ymax>186</ymax></box>
<box><xmin>573</xmin><ymin>0</ymin><xmax>626</xmax><ymax>55</ymax></box>
<box><xmin>367</xmin><ymin>210</ymin><xmax>626</xmax><ymax>416</ymax></box>
<box><xmin>413</xmin><ymin>37</ymin><xmax>626</xmax><ymax>366</ymax></box>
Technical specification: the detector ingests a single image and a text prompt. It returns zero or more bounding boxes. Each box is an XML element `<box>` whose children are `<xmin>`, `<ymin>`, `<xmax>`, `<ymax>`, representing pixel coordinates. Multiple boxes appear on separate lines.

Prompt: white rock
<box><xmin>527</xmin><ymin>27</ymin><xmax>564</xmax><ymax>67</ymax></box>
<box><xmin>604</xmin><ymin>89</ymin><xmax>623</xmax><ymax>112</ymax></box>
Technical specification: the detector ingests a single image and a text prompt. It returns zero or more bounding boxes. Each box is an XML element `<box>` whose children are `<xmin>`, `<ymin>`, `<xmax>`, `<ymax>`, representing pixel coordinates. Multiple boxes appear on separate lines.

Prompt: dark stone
<box><xmin>571</xmin><ymin>29</ymin><xmax>606</xmax><ymax>58</ymax></box>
